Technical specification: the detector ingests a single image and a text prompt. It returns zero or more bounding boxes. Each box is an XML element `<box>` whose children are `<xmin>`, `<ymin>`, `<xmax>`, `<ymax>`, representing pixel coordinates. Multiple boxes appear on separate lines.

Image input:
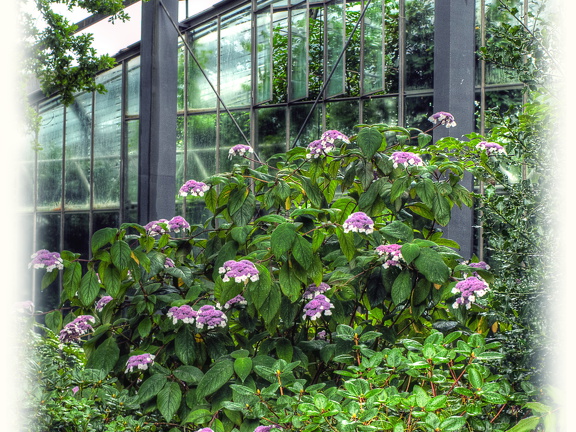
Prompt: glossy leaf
<box><xmin>196</xmin><ymin>359</ymin><xmax>234</xmax><ymax>400</ymax></box>
<box><xmin>157</xmin><ymin>381</ymin><xmax>182</xmax><ymax>422</ymax></box>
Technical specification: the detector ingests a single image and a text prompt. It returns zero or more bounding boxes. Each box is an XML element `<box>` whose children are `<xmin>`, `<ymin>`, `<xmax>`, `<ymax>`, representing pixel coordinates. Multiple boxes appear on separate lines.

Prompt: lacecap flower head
<box><xmin>219</xmin><ymin>260</ymin><xmax>259</xmax><ymax>283</ymax></box>
<box><xmin>95</xmin><ymin>296</ymin><xmax>113</xmax><ymax>312</ymax></box>
<box><xmin>167</xmin><ymin>305</ymin><xmax>197</xmax><ymax>325</ymax></box>
<box><xmin>224</xmin><ymin>294</ymin><xmax>247</xmax><ymax>309</ymax></box>
<box><xmin>303</xmin><ymin>294</ymin><xmax>334</xmax><ymax>320</ymax></box>
<box><xmin>321</xmin><ymin>129</ymin><xmax>350</xmax><ymax>144</ymax></box>
<box><xmin>228</xmin><ymin>144</ymin><xmax>253</xmax><ymax>159</ymax></box>
<box><xmin>196</xmin><ymin>305</ymin><xmax>228</xmax><ymax>330</ymax></box>
<box><xmin>144</xmin><ymin>219</ymin><xmax>169</xmax><ymax>236</ymax></box>
<box><xmin>343</xmin><ymin>212</ymin><xmax>374</xmax><ymax>234</ymax></box>
<box><xmin>168</xmin><ymin>215</ymin><xmax>190</xmax><ymax>233</ymax></box>
<box><xmin>125</xmin><ymin>353</ymin><xmax>155</xmax><ymax>373</ymax></box>
<box><xmin>451</xmin><ymin>276</ymin><xmax>490</xmax><ymax>310</ymax></box>
<box><xmin>179</xmin><ymin>179</ymin><xmax>209</xmax><ymax>197</ymax></box>
<box><xmin>306</xmin><ymin>139</ymin><xmax>335</xmax><ymax>159</ymax></box>
<box><xmin>59</xmin><ymin>315</ymin><xmax>95</xmax><ymax>343</ymax></box>
<box><xmin>390</xmin><ymin>151</ymin><xmax>424</xmax><ymax>169</ymax></box>
<box><xmin>428</xmin><ymin>111</ymin><xmax>457</xmax><ymax>128</ymax></box>
<box><xmin>475</xmin><ymin>141</ymin><xmax>507</xmax><ymax>156</ymax></box>
<box><xmin>376</xmin><ymin>244</ymin><xmax>404</xmax><ymax>269</ymax></box>
<box><xmin>29</xmin><ymin>249</ymin><xmax>64</xmax><ymax>272</ymax></box>
<box><xmin>303</xmin><ymin>282</ymin><xmax>331</xmax><ymax>299</ymax></box>
<box><xmin>254</xmin><ymin>427</ymin><xmax>280</xmax><ymax>432</ymax></box>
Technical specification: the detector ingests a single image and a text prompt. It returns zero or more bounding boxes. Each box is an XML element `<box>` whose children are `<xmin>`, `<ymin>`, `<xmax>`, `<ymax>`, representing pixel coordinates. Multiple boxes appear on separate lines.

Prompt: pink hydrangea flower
<box><xmin>228</xmin><ymin>144</ymin><xmax>253</xmax><ymax>159</ymax></box>
<box><xmin>321</xmin><ymin>130</ymin><xmax>350</xmax><ymax>144</ymax></box>
<box><xmin>29</xmin><ymin>250</ymin><xmax>64</xmax><ymax>272</ymax></box>
<box><xmin>179</xmin><ymin>180</ymin><xmax>209</xmax><ymax>197</ymax></box>
<box><xmin>451</xmin><ymin>276</ymin><xmax>490</xmax><ymax>309</ymax></box>
<box><xmin>168</xmin><ymin>216</ymin><xmax>190</xmax><ymax>233</ymax></box>
<box><xmin>167</xmin><ymin>305</ymin><xmax>197</xmax><ymax>325</ymax></box>
<box><xmin>428</xmin><ymin>111</ymin><xmax>457</xmax><ymax>128</ymax></box>
<box><xmin>125</xmin><ymin>353</ymin><xmax>155</xmax><ymax>373</ymax></box>
<box><xmin>303</xmin><ymin>282</ymin><xmax>331</xmax><ymax>300</ymax></box>
<box><xmin>59</xmin><ymin>315</ymin><xmax>95</xmax><ymax>343</ymax></box>
<box><xmin>196</xmin><ymin>305</ymin><xmax>228</xmax><ymax>330</ymax></box>
<box><xmin>303</xmin><ymin>294</ymin><xmax>334</xmax><ymax>320</ymax></box>
<box><xmin>306</xmin><ymin>139</ymin><xmax>335</xmax><ymax>159</ymax></box>
<box><xmin>219</xmin><ymin>260</ymin><xmax>259</xmax><ymax>283</ymax></box>
<box><xmin>224</xmin><ymin>295</ymin><xmax>247</xmax><ymax>309</ymax></box>
<box><xmin>95</xmin><ymin>296</ymin><xmax>113</xmax><ymax>312</ymax></box>
<box><xmin>144</xmin><ymin>219</ymin><xmax>169</xmax><ymax>236</ymax></box>
<box><xmin>390</xmin><ymin>151</ymin><xmax>424</xmax><ymax>169</ymax></box>
<box><xmin>475</xmin><ymin>141</ymin><xmax>507</xmax><ymax>156</ymax></box>
<box><xmin>376</xmin><ymin>244</ymin><xmax>404</xmax><ymax>269</ymax></box>
<box><xmin>342</xmin><ymin>212</ymin><xmax>374</xmax><ymax>234</ymax></box>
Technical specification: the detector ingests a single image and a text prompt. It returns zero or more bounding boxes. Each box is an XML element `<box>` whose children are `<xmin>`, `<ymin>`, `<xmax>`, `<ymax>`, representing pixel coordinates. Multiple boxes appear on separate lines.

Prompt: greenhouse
<box><xmin>21</xmin><ymin>0</ymin><xmax>555</xmax><ymax>430</ymax></box>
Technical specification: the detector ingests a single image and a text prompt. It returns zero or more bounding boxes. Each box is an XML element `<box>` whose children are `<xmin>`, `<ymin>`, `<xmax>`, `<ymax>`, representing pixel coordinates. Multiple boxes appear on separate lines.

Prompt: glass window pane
<box><xmin>125</xmin><ymin>119</ymin><xmax>139</xmax><ymax>216</ymax></box>
<box><xmin>257</xmin><ymin>107</ymin><xmax>287</xmax><ymax>162</ymax></box>
<box><xmin>64</xmin><ymin>213</ymin><xmax>90</xmax><ymax>260</ymax></box>
<box><xmin>188</xmin><ymin>21</ymin><xmax>218</xmax><ymax>110</ymax></box>
<box><xmin>94</xmin><ymin>66</ymin><xmax>122</xmax><ymax>209</ymax></box>
<box><xmin>272</xmin><ymin>11</ymin><xmax>289</xmax><ymax>104</ymax></box>
<box><xmin>363</xmin><ymin>97</ymin><xmax>399</xmax><ymax>125</ymax></box>
<box><xmin>290</xmin><ymin>6</ymin><xmax>309</xmax><ymax>101</ymax></box>
<box><xmin>178</xmin><ymin>44</ymin><xmax>186</xmax><ymax>112</ymax></box>
<box><xmin>384</xmin><ymin>1</ymin><xmax>400</xmax><ymax>93</ymax></box>
<box><xmin>405</xmin><ymin>96</ymin><xmax>434</xmax><ymax>131</ymax></box>
<box><xmin>326</xmin><ymin>100</ymin><xmax>359</xmax><ymax>137</ymax></box>
<box><xmin>405</xmin><ymin>0</ymin><xmax>434</xmax><ymax>90</ymax></box>
<box><xmin>256</xmin><ymin>8</ymin><xmax>273</xmax><ymax>104</ymax></box>
<box><xmin>290</xmin><ymin>104</ymin><xmax>322</xmax><ymax>148</ymax></box>
<box><xmin>126</xmin><ymin>56</ymin><xmax>140</xmax><ymax>116</ymax></box>
<box><xmin>187</xmin><ymin>114</ymin><xmax>218</xmax><ymax>181</ymax></box>
<box><xmin>37</xmin><ymin>99</ymin><xmax>63</xmax><ymax>211</ymax></box>
<box><xmin>65</xmin><ymin>91</ymin><xmax>92</xmax><ymax>210</ymax></box>
<box><xmin>19</xmin><ymin>133</ymin><xmax>36</xmax><ymax>212</ymax></box>
<box><xmin>94</xmin><ymin>212</ymin><xmax>120</xmax><ymax>232</ymax></box>
<box><xmin>326</xmin><ymin>0</ymin><xmax>345</xmax><ymax>97</ymax></box>
<box><xmin>220</xmin><ymin>7</ymin><xmax>252</xmax><ymax>107</ymax></box>
<box><xmin>363</xmin><ymin>0</ymin><xmax>385</xmax><ymax>94</ymax></box>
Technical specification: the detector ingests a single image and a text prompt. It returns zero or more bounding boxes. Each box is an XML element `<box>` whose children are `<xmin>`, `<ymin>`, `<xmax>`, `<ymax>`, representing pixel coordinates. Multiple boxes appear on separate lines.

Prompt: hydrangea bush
<box><xmin>28</xmin><ymin>116</ymin><xmax>541</xmax><ymax>431</ymax></box>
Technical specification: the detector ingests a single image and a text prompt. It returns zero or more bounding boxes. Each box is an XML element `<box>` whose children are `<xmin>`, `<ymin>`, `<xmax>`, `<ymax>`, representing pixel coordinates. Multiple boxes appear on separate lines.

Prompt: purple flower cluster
<box><xmin>306</xmin><ymin>130</ymin><xmax>350</xmax><ymax>159</ymax></box>
<box><xmin>145</xmin><ymin>216</ymin><xmax>190</xmax><ymax>236</ymax></box>
<box><xmin>451</xmin><ymin>276</ymin><xmax>490</xmax><ymax>309</ymax></box>
<box><xmin>95</xmin><ymin>296</ymin><xmax>113</xmax><ymax>312</ymax></box>
<box><xmin>59</xmin><ymin>315</ymin><xmax>95</xmax><ymax>343</ymax></box>
<box><xmin>315</xmin><ymin>330</ymin><xmax>327</xmax><ymax>340</ymax></box>
<box><xmin>467</xmin><ymin>261</ymin><xmax>490</xmax><ymax>270</ymax></box>
<box><xmin>390</xmin><ymin>151</ymin><xmax>424</xmax><ymax>169</ymax></box>
<box><xmin>228</xmin><ymin>144</ymin><xmax>253</xmax><ymax>159</ymax></box>
<box><xmin>125</xmin><ymin>353</ymin><xmax>155</xmax><ymax>373</ymax></box>
<box><xmin>219</xmin><ymin>260</ymin><xmax>259</xmax><ymax>284</ymax></box>
<box><xmin>195</xmin><ymin>429</ymin><xmax>214</xmax><ymax>432</ymax></box>
<box><xmin>303</xmin><ymin>282</ymin><xmax>331</xmax><ymax>300</ymax></box>
<box><xmin>224</xmin><ymin>294</ymin><xmax>247</xmax><ymax>309</ymax></box>
<box><xmin>428</xmin><ymin>111</ymin><xmax>457</xmax><ymax>128</ymax></box>
<box><xmin>475</xmin><ymin>141</ymin><xmax>507</xmax><ymax>156</ymax></box>
<box><xmin>254</xmin><ymin>426</ymin><xmax>279</xmax><ymax>432</ymax></box>
<box><xmin>376</xmin><ymin>244</ymin><xmax>404</xmax><ymax>269</ymax></box>
<box><xmin>16</xmin><ymin>300</ymin><xmax>34</xmax><ymax>315</ymax></box>
<box><xmin>167</xmin><ymin>305</ymin><xmax>198</xmax><ymax>325</ymax></box>
<box><xmin>196</xmin><ymin>305</ymin><xmax>228</xmax><ymax>330</ymax></box>
<box><xmin>302</xmin><ymin>294</ymin><xmax>334</xmax><ymax>320</ymax></box>
<box><xmin>179</xmin><ymin>179</ymin><xmax>210</xmax><ymax>197</ymax></box>
<box><xmin>343</xmin><ymin>212</ymin><xmax>374</xmax><ymax>234</ymax></box>
<box><xmin>29</xmin><ymin>249</ymin><xmax>64</xmax><ymax>272</ymax></box>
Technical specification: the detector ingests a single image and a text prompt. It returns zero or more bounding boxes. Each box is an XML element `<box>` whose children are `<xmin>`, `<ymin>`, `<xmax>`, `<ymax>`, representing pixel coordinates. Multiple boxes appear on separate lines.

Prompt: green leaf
<box><xmin>416</xmin><ymin>179</ymin><xmax>435</xmax><ymax>208</ymax></box>
<box><xmin>259</xmin><ymin>284</ymin><xmax>282</xmax><ymax>325</ymax></box>
<box><xmin>392</xmin><ymin>270</ymin><xmax>412</xmax><ymax>304</ymax></box>
<box><xmin>432</xmin><ymin>191</ymin><xmax>451</xmax><ymax>226</ymax></box>
<box><xmin>439</xmin><ymin>416</ymin><xmax>467</xmax><ymax>432</ymax></box>
<box><xmin>157</xmin><ymin>381</ymin><xmax>182</xmax><ymax>422</ymax></box>
<box><xmin>91</xmin><ymin>228</ymin><xmax>117</xmax><ymax>254</ymax></box>
<box><xmin>234</xmin><ymin>357</ymin><xmax>253</xmax><ymax>382</ymax></box>
<box><xmin>357</xmin><ymin>127</ymin><xmax>383</xmax><ymax>159</ymax></box>
<box><xmin>271</xmin><ymin>223</ymin><xmax>297</xmax><ymax>258</ymax></box>
<box><xmin>173</xmin><ymin>366</ymin><xmax>203</xmax><ymax>384</ymax></box>
<box><xmin>279</xmin><ymin>263</ymin><xmax>302</xmax><ymax>302</ymax></box>
<box><xmin>412</xmin><ymin>279</ymin><xmax>431</xmax><ymax>305</ymax></box>
<box><xmin>381</xmin><ymin>221</ymin><xmax>414</xmax><ymax>242</ymax></box>
<box><xmin>101</xmin><ymin>265</ymin><xmax>121</xmax><ymax>297</ymax></box>
<box><xmin>524</xmin><ymin>402</ymin><xmax>552</xmax><ymax>414</ymax></box>
<box><xmin>45</xmin><ymin>310</ymin><xmax>62</xmax><ymax>333</ymax></box>
<box><xmin>63</xmin><ymin>261</ymin><xmax>82</xmax><ymax>298</ymax></box>
<box><xmin>276</xmin><ymin>338</ymin><xmax>293</xmax><ymax>362</ymax></box>
<box><xmin>414</xmin><ymin>248</ymin><xmax>450</xmax><ymax>285</ymax></box>
<box><xmin>204</xmin><ymin>187</ymin><xmax>218</xmax><ymax>213</ymax></box>
<box><xmin>183</xmin><ymin>409</ymin><xmax>213</xmax><ymax>425</ymax></box>
<box><xmin>390</xmin><ymin>176</ymin><xmax>411</xmax><ymax>202</ymax></box>
<box><xmin>86</xmin><ymin>337</ymin><xmax>119</xmax><ymax>374</ymax></box>
<box><xmin>467</xmin><ymin>365</ymin><xmax>483</xmax><ymax>389</ymax></box>
<box><xmin>417</xmin><ymin>133</ymin><xmax>432</xmax><ymax>148</ymax></box>
<box><xmin>249</xmin><ymin>264</ymin><xmax>271</xmax><ymax>309</ymax></box>
<box><xmin>228</xmin><ymin>186</ymin><xmax>249</xmax><ymax>216</ymax></box>
<box><xmin>41</xmin><ymin>270</ymin><xmax>59</xmax><ymax>291</ymax></box>
<box><xmin>505</xmin><ymin>416</ymin><xmax>541</xmax><ymax>432</ymax></box>
<box><xmin>301</xmin><ymin>177</ymin><xmax>324</xmax><ymax>208</ymax></box>
<box><xmin>292</xmin><ymin>235</ymin><xmax>313</xmax><ymax>270</ymax></box>
<box><xmin>400</xmin><ymin>243</ymin><xmax>420</xmax><ymax>264</ymax></box>
<box><xmin>196</xmin><ymin>359</ymin><xmax>234</xmax><ymax>400</ymax></box>
<box><xmin>426</xmin><ymin>395</ymin><xmax>447</xmax><ymax>411</ymax></box>
<box><xmin>481</xmin><ymin>391</ymin><xmax>507</xmax><ymax>404</ymax></box>
<box><xmin>137</xmin><ymin>373</ymin><xmax>168</xmax><ymax>403</ymax></box>
<box><xmin>407</xmin><ymin>203</ymin><xmax>435</xmax><ymax>220</ymax></box>
<box><xmin>138</xmin><ymin>317</ymin><xmax>152</xmax><ymax>338</ymax></box>
<box><xmin>79</xmin><ymin>270</ymin><xmax>101</xmax><ymax>306</ymax></box>
<box><xmin>232</xmin><ymin>193</ymin><xmax>256</xmax><ymax>226</ymax></box>
<box><xmin>111</xmin><ymin>240</ymin><xmax>132</xmax><ymax>269</ymax></box>
<box><xmin>336</xmin><ymin>227</ymin><xmax>356</xmax><ymax>261</ymax></box>
<box><xmin>175</xmin><ymin>326</ymin><xmax>196</xmax><ymax>364</ymax></box>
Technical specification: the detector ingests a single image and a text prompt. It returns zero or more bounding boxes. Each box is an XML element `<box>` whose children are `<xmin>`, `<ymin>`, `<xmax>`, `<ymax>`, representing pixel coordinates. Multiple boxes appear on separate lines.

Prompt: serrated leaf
<box><xmin>279</xmin><ymin>263</ymin><xmax>301</xmax><ymax>302</ymax></box>
<box><xmin>91</xmin><ymin>228</ymin><xmax>117</xmax><ymax>254</ymax></box>
<box><xmin>175</xmin><ymin>326</ymin><xmax>196</xmax><ymax>364</ymax></box>
<box><xmin>63</xmin><ymin>261</ymin><xmax>82</xmax><ymax>298</ymax></box>
<box><xmin>439</xmin><ymin>416</ymin><xmax>467</xmax><ymax>432</ymax></box>
<box><xmin>232</xmin><ymin>193</ymin><xmax>256</xmax><ymax>226</ymax></box>
<box><xmin>357</xmin><ymin>127</ymin><xmax>383</xmax><ymax>159</ymax></box>
<box><xmin>467</xmin><ymin>365</ymin><xmax>483</xmax><ymax>389</ymax></box>
<box><xmin>249</xmin><ymin>264</ymin><xmax>271</xmax><ymax>309</ymax></box>
<box><xmin>400</xmin><ymin>243</ymin><xmax>420</xmax><ymax>264</ymax></box>
<box><xmin>524</xmin><ymin>402</ymin><xmax>552</xmax><ymax>414</ymax></box>
<box><xmin>173</xmin><ymin>366</ymin><xmax>203</xmax><ymax>384</ymax></box>
<box><xmin>390</xmin><ymin>176</ymin><xmax>411</xmax><ymax>202</ymax></box>
<box><xmin>79</xmin><ymin>270</ymin><xmax>101</xmax><ymax>306</ymax></box>
<box><xmin>137</xmin><ymin>373</ymin><xmax>168</xmax><ymax>404</ymax></box>
<box><xmin>85</xmin><ymin>337</ymin><xmax>119</xmax><ymax>374</ymax></box>
<box><xmin>381</xmin><ymin>221</ymin><xmax>414</xmax><ymax>242</ymax></box>
<box><xmin>432</xmin><ymin>191</ymin><xmax>451</xmax><ymax>226</ymax></box>
<box><xmin>101</xmin><ymin>265</ymin><xmax>121</xmax><ymax>297</ymax></box>
<box><xmin>183</xmin><ymin>408</ymin><xmax>212</xmax><ymax>425</ymax></box>
<box><xmin>392</xmin><ymin>270</ymin><xmax>412</xmax><ymax>304</ymax></box>
<box><xmin>271</xmin><ymin>223</ymin><xmax>297</xmax><ymax>258</ymax></box>
<box><xmin>196</xmin><ymin>360</ymin><xmax>234</xmax><ymax>400</ymax></box>
<box><xmin>505</xmin><ymin>416</ymin><xmax>541</xmax><ymax>432</ymax></box>
<box><xmin>45</xmin><ymin>310</ymin><xmax>62</xmax><ymax>333</ymax></box>
<box><xmin>111</xmin><ymin>240</ymin><xmax>132</xmax><ymax>269</ymax></box>
<box><xmin>234</xmin><ymin>357</ymin><xmax>253</xmax><ymax>382</ymax></box>
<box><xmin>228</xmin><ymin>186</ymin><xmax>249</xmax><ymax>216</ymax></box>
<box><xmin>41</xmin><ymin>270</ymin><xmax>59</xmax><ymax>291</ymax></box>
<box><xmin>204</xmin><ymin>187</ymin><xmax>218</xmax><ymax>213</ymax></box>
<box><xmin>336</xmin><ymin>227</ymin><xmax>356</xmax><ymax>261</ymax></box>
<box><xmin>157</xmin><ymin>381</ymin><xmax>182</xmax><ymax>422</ymax></box>
<box><xmin>292</xmin><ymin>235</ymin><xmax>313</xmax><ymax>270</ymax></box>
<box><xmin>138</xmin><ymin>317</ymin><xmax>152</xmax><ymax>338</ymax></box>
<box><xmin>414</xmin><ymin>248</ymin><xmax>450</xmax><ymax>285</ymax></box>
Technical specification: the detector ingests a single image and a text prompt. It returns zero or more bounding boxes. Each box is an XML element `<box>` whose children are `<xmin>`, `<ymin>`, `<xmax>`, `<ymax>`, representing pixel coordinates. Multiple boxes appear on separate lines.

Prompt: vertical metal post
<box><xmin>433</xmin><ymin>0</ymin><xmax>476</xmax><ymax>258</ymax></box>
<box><xmin>138</xmin><ymin>0</ymin><xmax>179</xmax><ymax>224</ymax></box>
